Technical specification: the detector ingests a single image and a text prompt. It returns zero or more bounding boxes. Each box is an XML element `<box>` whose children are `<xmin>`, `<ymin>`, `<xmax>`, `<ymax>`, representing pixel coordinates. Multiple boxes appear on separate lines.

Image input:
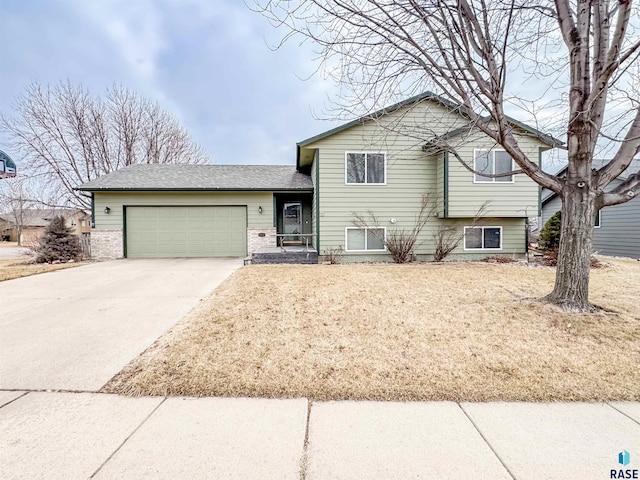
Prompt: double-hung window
<box><xmin>474</xmin><ymin>149</ymin><xmax>514</xmax><ymax>183</ymax></box>
<box><xmin>464</xmin><ymin>226</ymin><xmax>502</xmax><ymax>250</ymax></box>
<box><xmin>346</xmin><ymin>152</ymin><xmax>386</xmax><ymax>184</ymax></box>
<box><xmin>345</xmin><ymin>227</ymin><xmax>386</xmax><ymax>252</ymax></box>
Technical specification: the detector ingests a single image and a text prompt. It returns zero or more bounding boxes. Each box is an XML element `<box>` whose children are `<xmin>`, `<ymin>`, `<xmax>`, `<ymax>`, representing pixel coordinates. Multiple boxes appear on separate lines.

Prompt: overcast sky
<box><xmin>0</xmin><ymin>0</ymin><xmax>342</xmax><ymax>167</ymax></box>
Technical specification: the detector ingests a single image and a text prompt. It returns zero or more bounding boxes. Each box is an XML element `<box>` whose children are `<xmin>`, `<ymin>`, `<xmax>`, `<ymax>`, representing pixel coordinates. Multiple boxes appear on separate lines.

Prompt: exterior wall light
<box><xmin>104</xmin><ymin>207</ymin><xmax>111</xmax><ymax>214</ymax></box>
<box><xmin>258</xmin><ymin>206</ymin><xmax>263</xmax><ymax>214</ymax></box>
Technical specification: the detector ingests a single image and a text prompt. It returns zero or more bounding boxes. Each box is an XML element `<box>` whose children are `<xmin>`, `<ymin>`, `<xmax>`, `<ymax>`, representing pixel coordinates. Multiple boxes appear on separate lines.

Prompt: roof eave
<box><xmin>75</xmin><ymin>186</ymin><xmax>314</xmax><ymax>192</ymax></box>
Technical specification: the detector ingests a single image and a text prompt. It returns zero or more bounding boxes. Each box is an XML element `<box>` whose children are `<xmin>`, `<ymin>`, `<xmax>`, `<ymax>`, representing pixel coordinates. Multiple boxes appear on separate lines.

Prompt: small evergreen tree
<box><xmin>539</xmin><ymin>210</ymin><xmax>562</xmax><ymax>251</ymax></box>
<box><xmin>36</xmin><ymin>215</ymin><xmax>81</xmax><ymax>263</ymax></box>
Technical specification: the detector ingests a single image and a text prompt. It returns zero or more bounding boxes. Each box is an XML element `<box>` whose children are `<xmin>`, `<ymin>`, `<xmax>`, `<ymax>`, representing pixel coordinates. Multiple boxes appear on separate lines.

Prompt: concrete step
<box><xmin>251</xmin><ymin>251</ymin><xmax>318</xmax><ymax>265</ymax></box>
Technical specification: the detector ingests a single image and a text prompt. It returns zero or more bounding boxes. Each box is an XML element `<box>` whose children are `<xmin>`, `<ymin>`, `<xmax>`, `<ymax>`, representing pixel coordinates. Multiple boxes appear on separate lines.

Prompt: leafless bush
<box><xmin>322</xmin><ymin>245</ymin><xmax>343</xmax><ymax>264</ymax></box>
<box><xmin>352</xmin><ymin>195</ymin><xmax>435</xmax><ymax>264</ymax></box>
<box><xmin>432</xmin><ymin>204</ymin><xmax>488</xmax><ymax>262</ymax></box>
<box><xmin>433</xmin><ymin>225</ymin><xmax>461</xmax><ymax>262</ymax></box>
<box><xmin>482</xmin><ymin>256</ymin><xmax>519</xmax><ymax>264</ymax></box>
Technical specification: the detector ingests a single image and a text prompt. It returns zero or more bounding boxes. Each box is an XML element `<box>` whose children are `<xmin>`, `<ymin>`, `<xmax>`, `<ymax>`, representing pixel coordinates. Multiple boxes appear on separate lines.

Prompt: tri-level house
<box><xmin>76</xmin><ymin>92</ymin><xmax>560</xmax><ymax>262</ymax></box>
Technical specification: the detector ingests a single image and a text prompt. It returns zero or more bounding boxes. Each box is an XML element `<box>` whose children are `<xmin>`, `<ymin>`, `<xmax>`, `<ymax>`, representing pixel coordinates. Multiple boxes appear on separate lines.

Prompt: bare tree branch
<box><xmin>0</xmin><ymin>81</ymin><xmax>210</xmax><ymax>209</ymax></box>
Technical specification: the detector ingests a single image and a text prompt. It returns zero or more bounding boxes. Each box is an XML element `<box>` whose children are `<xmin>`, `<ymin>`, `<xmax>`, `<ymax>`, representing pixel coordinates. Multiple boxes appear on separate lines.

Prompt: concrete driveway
<box><xmin>0</xmin><ymin>258</ymin><xmax>242</xmax><ymax>391</ymax></box>
<box><xmin>0</xmin><ymin>245</ymin><xmax>30</xmax><ymax>258</ymax></box>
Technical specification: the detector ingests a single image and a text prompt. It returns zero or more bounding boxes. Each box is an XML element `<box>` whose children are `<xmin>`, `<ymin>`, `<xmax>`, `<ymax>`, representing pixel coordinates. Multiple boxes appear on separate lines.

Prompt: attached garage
<box><xmin>126</xmin><ymin>206</ymin><xmax>247</xmax><ymax>258</ymax></box>
<box><xmin>75</xmin><ymin>164</ymin><xmax>314</xmax><ymax>260</ymax></box>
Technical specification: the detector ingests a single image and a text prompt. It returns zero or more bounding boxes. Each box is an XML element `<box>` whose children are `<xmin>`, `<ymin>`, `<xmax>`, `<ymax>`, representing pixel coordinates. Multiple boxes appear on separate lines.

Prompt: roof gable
<box><xmin>296</xmin><ymin>91</ymin><xmax>562</xmax><ymax>170</ymax></box>
<box><xmin>541</xmin><ymin>158</ymin><xmax>640</xmax><ymax>205</ymax></box>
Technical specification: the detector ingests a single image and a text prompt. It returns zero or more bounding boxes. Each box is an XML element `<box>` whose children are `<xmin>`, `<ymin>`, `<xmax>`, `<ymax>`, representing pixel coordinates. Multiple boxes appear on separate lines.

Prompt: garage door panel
<box><xmin>126</xmin><ymin>206</ymin><xmax>246</xmax><ymax>258</ymax></box>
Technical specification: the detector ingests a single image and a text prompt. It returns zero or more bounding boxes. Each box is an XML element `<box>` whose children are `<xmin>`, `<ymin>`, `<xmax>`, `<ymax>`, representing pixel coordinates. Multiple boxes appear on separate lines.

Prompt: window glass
<box><xmin>367</xmin><ymin>153</ymin><xmax>385</xmax><ymax>183</ymax></box>
<box><xmin>346</xmin><ymin>228</ymin><xmax>366</xmax><ymax>250</ymax></box>
<box><xmin>595</xmin><ymin>211</ymin><xmax>601</xmax><ymax>227</ymax></box>
<box><xmin>346</xmin><ymin>153</ymin><xmax>366</xmax><ymax>183</ymax></box>
<box><xmin>465</xmin><ymin>227</ymin><xmax>483</xmax><ymax>249</ymax></box>
<box><xmin>483</xmin><ymin>228</ymin><xmax>501</xmax><ymax>248</ymax></box>
<box><xmin>367</xmin><ymin>228</ymin><xmax>385</xmax><ymax>250</ymax></box>
<box><xmin>474</xmin><ymin>150</ymin><xmax>492</xmax><ymax>182</ymax></box>
<box><xmin>494</xmin><ymin>151</ymin><xmax>513</xmax><ymax>182</ymax></box>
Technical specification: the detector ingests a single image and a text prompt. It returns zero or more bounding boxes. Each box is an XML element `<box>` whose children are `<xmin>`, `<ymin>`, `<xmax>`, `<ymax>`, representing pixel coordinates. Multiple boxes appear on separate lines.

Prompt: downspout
<box><xmin>443</xmin><ymin>151</ymin><xmax>449</xmax><ymax>218</ymax></box>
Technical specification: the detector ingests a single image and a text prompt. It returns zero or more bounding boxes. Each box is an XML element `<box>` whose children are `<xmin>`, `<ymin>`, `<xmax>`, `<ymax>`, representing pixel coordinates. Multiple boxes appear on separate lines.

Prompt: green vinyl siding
<box><xmin>446</xmin><ymin>130</ymin><xmax>542</xmax><ymax>218</ymax></box>
<box><xmin>300</xmin><ymin>100</ymin><xmax>540</xmax><ymax>261</ymax></box>
<box><xmin>94</xmin><ymin>191</ymin><xmax>273</xmax><ymax>230</ymax></box>
<box><xmin>303</xmin><ymin>100</ymin><xmax>462</xmax><ymax>258</ymax></box>
<box><xmin>126</xmin><ymin>206</ymin><xmax>246</xmax><ymax>258</ymax></box>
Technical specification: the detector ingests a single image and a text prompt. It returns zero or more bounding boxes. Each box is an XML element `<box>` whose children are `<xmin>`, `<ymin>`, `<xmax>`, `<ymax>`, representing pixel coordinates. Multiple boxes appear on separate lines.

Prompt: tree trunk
<box><xmin>546</xmin><ymin>187</ymin><xmax>597</xmax><ymax>312</ymax></box>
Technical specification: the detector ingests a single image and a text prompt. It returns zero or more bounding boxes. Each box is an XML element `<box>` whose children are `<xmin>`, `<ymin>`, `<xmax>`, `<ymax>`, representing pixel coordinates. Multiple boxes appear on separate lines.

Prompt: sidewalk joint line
<box><xmin>0</xmin><ymin>391</ymin><xmax>30</xmax><ymax>409</ymax></box>
<box><xmin>89</xmin><ymin>396</ymin><xmax>167</xmax><ymax>479</ymax></box>
<box><xmin>607</xmin><ymin>402</ymin><xmax>640</xmax><ymax>427</ymax></box>
<box><xmin>0</xmin><ymin>388</ymin><xmax>101</xmax><ymax>394</ymax></box>
<box><xmin>299</xmin><ymin>399</ymin><xmax>312</xmax><ymax>480</ymax></box>
<box><xmin>458</xmin><ymin>403</ymin><xmax>516</xmax><ymax>480</ymax></box>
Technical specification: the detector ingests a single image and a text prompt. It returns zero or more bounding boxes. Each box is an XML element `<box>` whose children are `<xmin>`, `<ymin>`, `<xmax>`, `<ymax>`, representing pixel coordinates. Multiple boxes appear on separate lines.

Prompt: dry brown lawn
<box><xmin>104</xmin><ymin>257</ymin><xmax>640</xmax><ymax>402</ymax></box>
<box><xmin>0</xmin><ymin>257</ymin><xmax>84</xmax><ymax>282</ymax></box>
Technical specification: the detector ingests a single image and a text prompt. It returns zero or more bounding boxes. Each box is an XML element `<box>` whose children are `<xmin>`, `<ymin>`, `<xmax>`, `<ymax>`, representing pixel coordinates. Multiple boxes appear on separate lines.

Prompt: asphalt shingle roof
<box><xmin>75</xmin><ymin>164</ymin><xmax>313</xmax><ymax>191</ymax></box>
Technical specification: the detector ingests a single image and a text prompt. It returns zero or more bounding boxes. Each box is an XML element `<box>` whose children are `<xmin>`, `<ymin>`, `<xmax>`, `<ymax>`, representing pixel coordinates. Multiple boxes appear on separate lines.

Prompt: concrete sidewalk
<box><xmin>1</xmin><ymin>391</ymin><xmax>638</xmax><ymax>480</ymax></box>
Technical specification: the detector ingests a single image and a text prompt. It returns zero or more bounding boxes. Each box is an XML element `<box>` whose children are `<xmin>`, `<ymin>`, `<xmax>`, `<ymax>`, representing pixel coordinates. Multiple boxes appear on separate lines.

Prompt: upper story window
<box><xmin>474</xmin><ymin>149</ymin><xmax>514</xmax><ymax>183</ymax></box>
<box><xmin>346</xmin><ymin>152</ymin><xmax>386</xmax><ymax>184</ymax></box>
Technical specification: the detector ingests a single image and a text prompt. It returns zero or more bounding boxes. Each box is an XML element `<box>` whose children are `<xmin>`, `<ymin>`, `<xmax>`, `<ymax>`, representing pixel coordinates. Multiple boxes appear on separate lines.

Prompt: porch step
<box><xmin>251</xmin><ymin>251</ymin><xmax>318</xmax><ymax>265</ymax></box>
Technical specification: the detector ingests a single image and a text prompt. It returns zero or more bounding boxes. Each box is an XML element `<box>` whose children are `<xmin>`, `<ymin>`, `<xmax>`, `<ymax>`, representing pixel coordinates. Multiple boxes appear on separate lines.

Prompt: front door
<box><xmin>283</xmin><ymin>202</ymin><xmax>302</xmax><ymax>244</ymax></box>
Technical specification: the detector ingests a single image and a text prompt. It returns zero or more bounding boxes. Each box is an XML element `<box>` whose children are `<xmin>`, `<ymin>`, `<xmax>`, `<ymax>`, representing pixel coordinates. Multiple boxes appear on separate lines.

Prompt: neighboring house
<box><xmin>541</xmin><ymin>159</ymin><xmax>640</xmax><ymax>259</ymax></box>
<box><xmin>0</xmin><ymin>209</ymin><xmax>91</xmax><ymax>243</ymax></box>
<box><xmin>76</xmin><ymin>92</ymin><xmax>560</xmax><ymax>261</ymax></box>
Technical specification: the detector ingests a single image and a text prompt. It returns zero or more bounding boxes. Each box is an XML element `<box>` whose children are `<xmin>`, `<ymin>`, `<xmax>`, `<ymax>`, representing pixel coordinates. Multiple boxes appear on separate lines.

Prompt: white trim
<box><xmin>472</xmin><ymin>149</ymin><xmax>516</xmax><ymax>184</ymax></box>
<box><xmin>463</xmin><ymin>225</ymin><xmax>503</xmax><ymax>251</ymax></box>
<box><xmin>344</xmin><ymin>151</ymin><xmax>388</xmax><ymax>185</ymax></box>
<box><xmin>344</xmin><ymin>226</ymin><xmax>387</xmax><ymax>252</ymax></box>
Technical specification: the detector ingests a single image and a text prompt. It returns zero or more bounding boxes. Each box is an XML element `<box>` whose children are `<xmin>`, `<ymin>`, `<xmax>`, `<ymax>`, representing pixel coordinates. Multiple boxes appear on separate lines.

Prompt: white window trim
<box><xmin>463</xmin><ymin>226</ymin><xmax>503</xmax><ymax>251</ymax></box>
<box><xmin>472</xmin><ymin>149</ymin><xmax>515</xmax><ymax>184</ymax></box>
<box><xmin>344</xmin><ymin>226</ymin><xmax>387</xmax><ymax>252</ymax></box>
<box><xmin>344</xmin><ymin>152</ymin><xmax>387</xmax><ymax>185</ymax></box>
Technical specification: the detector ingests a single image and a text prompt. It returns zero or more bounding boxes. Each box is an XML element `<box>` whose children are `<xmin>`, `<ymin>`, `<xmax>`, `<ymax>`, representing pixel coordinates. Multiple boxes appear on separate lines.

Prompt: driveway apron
<box><xmin>0</xmin><ymin>258</ymin><xmax>242</xmax><ymax>391</ymax></box>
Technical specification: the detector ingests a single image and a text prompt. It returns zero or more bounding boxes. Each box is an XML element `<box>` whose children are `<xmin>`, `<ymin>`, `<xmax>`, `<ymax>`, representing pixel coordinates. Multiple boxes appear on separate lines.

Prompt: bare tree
<box><xmin>256</xmin><ymin>0</ymin><xmax>640</xmax><ymax>312</ymax></box>
<box><xmin>1</xmin><ymin>82</ymin><xmax>210</xmax><ymax>209</ymax></box>
<box><xmin>0</xmin><ymin>176</ymin><xmax>35</xmax><ymax>246</ymax></box>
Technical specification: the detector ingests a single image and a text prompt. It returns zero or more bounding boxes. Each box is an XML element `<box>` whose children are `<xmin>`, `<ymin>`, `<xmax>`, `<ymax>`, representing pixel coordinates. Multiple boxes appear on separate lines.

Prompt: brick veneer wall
<box><xmin>91</xmin><ymin>229</ymin><xmax>123</xmax><ymax>260</ymax></box>
<box><xmin>247</xmin><ymin>227</ymin><xmax>276</xmax><ymax>254</ymax></box>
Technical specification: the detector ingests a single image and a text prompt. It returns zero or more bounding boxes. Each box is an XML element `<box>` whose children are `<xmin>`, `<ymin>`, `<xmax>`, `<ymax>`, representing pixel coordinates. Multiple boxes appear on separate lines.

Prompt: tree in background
<box><xmin>35</xmin><ymin>215</ymin><xmax>81</xmax><ymax>263</ymax></box>
<box><xmin>256</xmin><ymin>0</ymin><xmax>640</xmax><ymax>312</ymax></box>
<box><xmin>1</xmin><ymin>82</ymin><xmax>210</xmax><ymax>210</ymax></box>
<box><xmin>0</xmin><ymin>176</ymin><xmax>34</xmax><ymax>246</ymax></box>
<box><xmin>539</xmin><ymin>211</ymin><xmax>562</xmax><ymax>252</ymax></box>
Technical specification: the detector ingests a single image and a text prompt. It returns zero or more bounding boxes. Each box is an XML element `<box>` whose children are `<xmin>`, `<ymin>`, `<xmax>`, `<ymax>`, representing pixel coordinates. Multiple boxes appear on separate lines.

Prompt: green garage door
<box><xmin>126</xmin><ymin>206</ymin><xmax>247</xmax><ymax>258</ymax></box>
